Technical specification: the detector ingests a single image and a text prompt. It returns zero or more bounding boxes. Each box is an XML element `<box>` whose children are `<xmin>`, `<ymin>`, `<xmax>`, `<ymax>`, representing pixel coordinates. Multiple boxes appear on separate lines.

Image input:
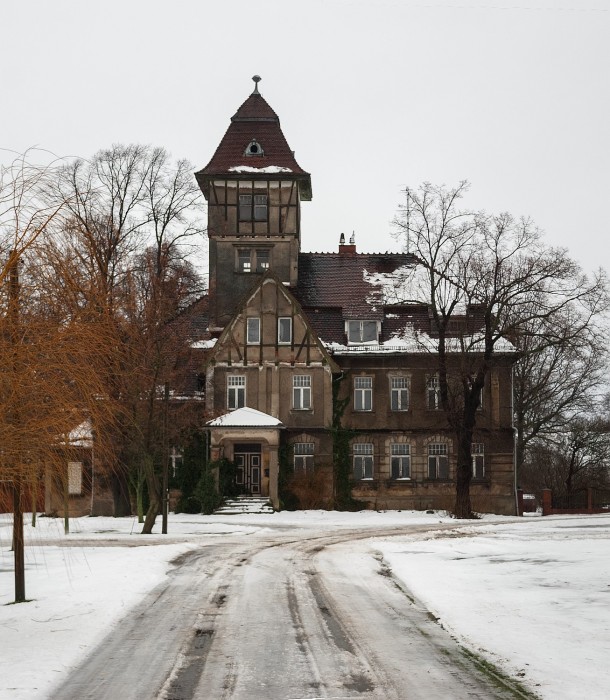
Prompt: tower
<box><xmin>196</xmin><ymin>76</ymin><xmax>312</xmax><ymax>334</ymax></box>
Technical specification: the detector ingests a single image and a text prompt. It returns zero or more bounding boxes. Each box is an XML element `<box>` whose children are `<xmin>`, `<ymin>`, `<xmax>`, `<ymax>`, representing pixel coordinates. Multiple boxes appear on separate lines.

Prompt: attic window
<box><xmin>347</xmin><ymin>320</ymin><xmax>378</xmax><ymax>344</ymax></box>
<box><xmin>245</xmin><ymin>139</ymin><xmax>264</xmax><ymax>156</ymax></box>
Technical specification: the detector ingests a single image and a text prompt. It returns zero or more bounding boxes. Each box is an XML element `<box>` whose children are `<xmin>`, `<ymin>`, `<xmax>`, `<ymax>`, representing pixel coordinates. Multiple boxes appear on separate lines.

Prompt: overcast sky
<box><xmin>3</xmin><ymin>0</ymin><xmax>609</xmax><ymax>275</ymax></box>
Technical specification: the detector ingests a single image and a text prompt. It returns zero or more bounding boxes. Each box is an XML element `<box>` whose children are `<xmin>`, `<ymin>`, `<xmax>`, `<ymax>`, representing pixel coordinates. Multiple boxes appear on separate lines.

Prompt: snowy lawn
<box><xmin>1</xmin><ymin>510</ymin><xmax>608</xmax><ymax>699</ymax></box>
<box><xmin>376</xmin><ymin>514</ymin><xmax>610</xmax><ymax>700</ymax></box>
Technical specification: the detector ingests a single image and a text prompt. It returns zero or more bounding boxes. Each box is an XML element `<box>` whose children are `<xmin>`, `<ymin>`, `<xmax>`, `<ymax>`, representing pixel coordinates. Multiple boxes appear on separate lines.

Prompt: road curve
<box><xmin>49</xmin><ymin>525</ymin><xmax>530</xmax><ymax>700</ymax></box>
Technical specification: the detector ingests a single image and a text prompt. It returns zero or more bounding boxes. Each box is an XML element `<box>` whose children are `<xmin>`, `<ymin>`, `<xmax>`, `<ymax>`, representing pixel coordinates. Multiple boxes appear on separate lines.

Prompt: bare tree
<box><xmin>513</xmin><ymin>309</ymin><xmax>608</xmax><ymax>477</ymax></box>
<box><xmin>520</xmin><ymin>417</ymin><xmax>610</xmax><ymax>499</ymax></box>
<box><xmin>42</xmin><ymin>144</ymin><xmax>205</xmax><ymax>528</ymax></box>
<box><xmin>394</xmin><ymin>182</ymin><xmax>608</xmax><ymax>518</ymax></box>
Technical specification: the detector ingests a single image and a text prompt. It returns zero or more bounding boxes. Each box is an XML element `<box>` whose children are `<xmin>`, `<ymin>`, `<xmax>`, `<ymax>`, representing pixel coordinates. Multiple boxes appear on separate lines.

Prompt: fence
<box><xmin>541</xmin><ymin>488</ymin><xmax>610</xmax><ymax>516</ymax></box>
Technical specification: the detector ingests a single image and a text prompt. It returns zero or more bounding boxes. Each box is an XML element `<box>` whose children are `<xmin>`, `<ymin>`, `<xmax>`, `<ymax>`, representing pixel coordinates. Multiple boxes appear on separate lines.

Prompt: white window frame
<box><xmin>427</xmin><ymin>374</ymin><xmax>441</xmax><ymax>410</ymax></box>
<box><xmin>347</xmin><ymin>320</ymin><xmax>378</xmax><ymax>344</ymax></box>
<box><xmin>390</xmin><ymin>376</ymin><xmax>410</xmax><ymax>411</ymax></box>
<box><xmin>353</xmin><ymin>443</ymin><xmax>374</xmax><ymax>479</ymax></box>
<box><xmin>390</xmin><ymin>444</ymin><xmax>411</xmax><ymax>479</ymax></box>
<box><xmin>227</xmin><ymin>375</ymin><xmax>246</xmax><ymax>410</ymax></box>
<box><xmin>472</xmin><ymin>443</ymin><xmax>485</xmax><ymax>479</ymax></box>
<box><xmin>246</xmin><ymin>317</ymin><xmax>260</xmax><ymax>345</ymax></box>
<box><xmin>354</xmin><ymin>376</ymin><xmax>373</xmax><ymax>411</ymax></box>
<box><xmin>292</xmin><ymin>375</ymin><xmax>312</xmax><ymax>410</ymax></box>
<box><xmin>293</xmin><ymin>442</ymin><xmax>314</xmax><ymax>472</ymax></box>
<box><xmin>278</xmin><ymin>317</ymin><xmax>292</xmax><ymax>345</ymax></box>
<box><xmin>428</xmin><ymin>443</ymin><xmax>449</xmax><ymax>479</ymax></box>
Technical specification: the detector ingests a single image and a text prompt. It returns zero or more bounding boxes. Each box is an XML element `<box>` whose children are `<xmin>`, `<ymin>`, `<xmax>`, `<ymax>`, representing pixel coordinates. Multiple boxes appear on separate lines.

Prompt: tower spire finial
<box><xmin>252</xmin><ymin>75</ymin><xmax>261</xmax><ymax>94</ymax></box>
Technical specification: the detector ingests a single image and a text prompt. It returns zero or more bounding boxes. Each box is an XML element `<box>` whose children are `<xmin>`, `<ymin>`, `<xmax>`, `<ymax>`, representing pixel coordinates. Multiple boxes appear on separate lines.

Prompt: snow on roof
<box><xmin>207</xmin><ymin>406</ymin><xmax>284</xmax><ymax>427</ymax></box>
<box><xmin>228</xmin><ymin>165</ymin><xmax>293</xmax><ymax>174</ymax></box>
<box><xmin>63</xmin><ymin>420</ymin><xmax>93</xmax><ymax>448</ymax></box>
<box><xmin>323</xmin><ymin>324</ymin><xmax>516</xmax><ymax>355</ymax></box>
<box><xmin>191</xmin><ymin>338</ymin><xmax>217</xmax><ymax>349</ymax></box>
<box><xmin>364</xmin><ymin>264</ymin><xmax>429</xmax><ymax>306</ymax></box>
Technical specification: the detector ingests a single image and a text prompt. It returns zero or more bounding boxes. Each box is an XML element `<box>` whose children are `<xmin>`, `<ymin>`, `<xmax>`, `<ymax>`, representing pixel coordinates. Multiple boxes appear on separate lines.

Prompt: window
<box><xmin>353</xmin><ymin>443</ymin><xmax>374</xmax><ymax>479</ymax></box>
<box><xmin>227</xmin><ymin>375</ymin><xmax>246</xmax><ymax>410</ymax></box>
<box><xmin>239</xmin><ymin>194</ymin><xmax>268</xmax><ymax>221</ymax></box>
<box><xmin>294</xmin><ymin>442</ymin><xmax>314</xmax><ymax>472</ymax></box>
<box><xmin>278</xmin><ymin>317</ymin><xmax>292</xmax><ymax>344</ymax></box>
<box><xmin>68</xmin><ymin>462</ymin><xmax>82</xmax><ymax>495</ymax></box>
<box><xmin>293</xmin><ymin>375</ymin><xmax>312</xmax><ymax>410</ymax></box>
<box><xmin>354</xmin><ymin>376</ymin><xmax>373</xmax><ymax>411</ymax></box>
<box><xmin>238</xmin><ymin>249</ymin><xmax>251</xmax><ymax>272</ymax></box>
<box><xmin>472</xmin><ymin>443</ymin><xmax>485</xmax><ymax>479</ymax></box>
<box><xmin>237</xmin><ymin>248</ymin><xmax>270</xmax><ymax>273</ymax></box>
<box><xmin>246</xmin><ymin>317</ymin><xmax>260</xmax><ymax>345</ymax></box>
<box><xmin>169</xmin><ymin>447</ymin><xmax>183</xmax><ymax>479</ymax></box>
<box><xmin>390</xmin><ymin>377</ymin><xmax>410</xmax><ymax>411</ymax></box>
<box><xmin>347</xmin><ymin>320</ymin><xmax>378</xmax><ymax>344</ymax></box>
<box><xmin>256</xmin><ymin>249</ymin><xmax>270</xmax><ymax>272</ymax></box>
<box><xmin>427</xmin><ymin>375</ymin><xmax>441</xmax><ymax>410</ymax></box>
<box><xmin>390</xmin><ymin>444</ymin><xmax>411</xmax><ymax>479</ymax></box>
<box><xmin>428</xmin><ymin>443</ymin><xmax>449</xmax><ymax>479</ymax></box>
<box><xmin>245</xmin><ymin>139</ymin><xmax>264</xmax><ymax>156</ymax></box>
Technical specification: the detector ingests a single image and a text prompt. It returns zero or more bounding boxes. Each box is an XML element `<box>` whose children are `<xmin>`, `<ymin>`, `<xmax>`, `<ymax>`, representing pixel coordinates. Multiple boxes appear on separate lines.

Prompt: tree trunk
<box><xmin>13</xmin><ymin>478</ymin><xmax>25</xmax><ymax>603</ymax></box>
<box><xmin>454</xmin><ymin>434</ymin><xmax>474</xmax><ymax>518</ymax></box>
<box><xmin>141</xmin><ymin>454</ymin><xmax>161</xmax><ymax>534</ymax></box>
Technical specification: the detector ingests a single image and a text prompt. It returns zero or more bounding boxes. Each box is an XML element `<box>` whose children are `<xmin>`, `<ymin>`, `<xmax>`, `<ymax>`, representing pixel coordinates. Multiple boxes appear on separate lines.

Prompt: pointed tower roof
<box><xmin>196</xmin><ymin>76</ymin><xmax>312</xmax><ymax>200</ymax></box>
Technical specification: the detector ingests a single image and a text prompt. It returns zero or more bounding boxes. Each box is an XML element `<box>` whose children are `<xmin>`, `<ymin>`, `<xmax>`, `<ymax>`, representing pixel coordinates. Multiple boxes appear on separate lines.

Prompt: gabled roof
<box><xmin>207</xmin><ymin>406</ymin><xmax>283</xmax><ymax>427</ymax></box>
<box><xmin>206</xmin><ymin>270</ymin><xmax>340</xmax><ymax>372</ymax></box>
<box><xmin>295</xmin><ymin>251</ymin><xmax>418</xmax><ymax>320</ymax></box>
<box><xmin>196</xmin><ymin>82</ymin><xmax>311</xmax><ymax>199</ymax></box>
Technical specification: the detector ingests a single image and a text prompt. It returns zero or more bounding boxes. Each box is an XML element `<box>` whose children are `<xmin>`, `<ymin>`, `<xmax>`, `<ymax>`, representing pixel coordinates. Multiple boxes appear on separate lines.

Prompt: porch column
<box><xmin>269</xmin><ymin>445</ymin><xmax>279</xmax><ymax>510</ymax></box>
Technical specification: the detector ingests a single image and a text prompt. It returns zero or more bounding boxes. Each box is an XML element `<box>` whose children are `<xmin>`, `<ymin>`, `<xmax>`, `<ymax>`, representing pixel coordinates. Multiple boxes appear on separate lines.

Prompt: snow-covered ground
<box><xmin>1</xmin><ymin>510</ymin><xmax>608</xmax><ymax>699</ymax></box>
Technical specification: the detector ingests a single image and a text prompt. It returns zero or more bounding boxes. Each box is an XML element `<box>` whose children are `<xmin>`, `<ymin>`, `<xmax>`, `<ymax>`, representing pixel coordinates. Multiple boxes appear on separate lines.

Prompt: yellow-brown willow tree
<box><xmin>1</xmin><ymin>152</ymin><xmax>121</xmax><ymax>603</ymax></box>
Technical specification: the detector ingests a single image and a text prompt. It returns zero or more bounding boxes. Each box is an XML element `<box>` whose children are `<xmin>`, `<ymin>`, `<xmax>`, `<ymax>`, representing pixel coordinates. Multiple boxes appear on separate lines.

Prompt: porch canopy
<box><xmin>207</xmin><ymin>407</ymin><xmax>284</xmax><ymax>507</ymax></box>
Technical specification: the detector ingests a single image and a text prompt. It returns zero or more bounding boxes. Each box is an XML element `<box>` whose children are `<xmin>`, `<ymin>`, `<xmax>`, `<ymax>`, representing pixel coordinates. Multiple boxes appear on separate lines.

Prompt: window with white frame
<box><xmin>278</xmin><ymin>317</ymin><xmax>292</xmax><ymax>344</ymax></box>
<box><xmin>390</xmin><ymin>444</ymin><xmax>411</xmax><ymax>479</ymax></box>
<box><xmin>428</xmin><ymin>443</ymin><xmax>449</xmax><ymax>479</ymax></box>
<box><xmin>293</xmin><ymin>442</ymin><xmax>314</xmax><ymax>472</ymax></box>
<box><xmin>390</xmin><ymin>376</ymin><xmax>410</xmax><ymax>411</ymax></box>
<box><xmin>68</xmin><ymin>462</ymin><xmax>82</xmax><ymax>495</ymax></box>
<box><xmin>293</xmin><ymin>375</ymin><xmax>312</xmax><ymax>410</ymax></box>
<box><xmin>353</xmin><ymin>443</ymin><xmax>374</xmax><ymax>479</ymax></box>
<box><xmin>347</xmin><ymin>320</ymin><xmax>378</xmax><ymax>344</ymax></box>
<box><xmin>246</xmin><ymin>317</ymin><xmax>260</xmax><ymax>345</ymax></box>
<box><xmin>239</xmin><ymin>194</ymin><xmax>268</xmax><ymax>221</ymax></box>
<box><xmin>472</xmin><ymin>443</ymin><xmax>485</xmax><ymax>478</ymax></box>
<box><xmin>427</xmin><ymin>374</ymin><xmax>441</xmax><ymax>410</ymax></box>
<box><xmin>354</xmin><ymin>376</ymin><xmax>373</xmax><ymax>411</ymax></box>
<box><xmin>227</xmin><ymin>375</ymin><xmax>246</xmax><ymax>410</ymax></box>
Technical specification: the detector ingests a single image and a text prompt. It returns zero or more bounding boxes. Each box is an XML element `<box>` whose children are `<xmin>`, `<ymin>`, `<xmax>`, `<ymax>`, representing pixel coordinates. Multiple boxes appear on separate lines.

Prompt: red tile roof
<box><xmin>196</xmin><ymin>92</ymin><xmax>311</xmax><ymax>198</ymax></box>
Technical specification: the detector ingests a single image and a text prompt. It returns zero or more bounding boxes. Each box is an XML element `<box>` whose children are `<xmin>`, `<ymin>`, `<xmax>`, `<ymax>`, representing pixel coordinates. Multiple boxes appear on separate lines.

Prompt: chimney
<box><xmin>338</xmin><ymin>232</ymin><xmax>356</xmax><ymax>256</ymax></box>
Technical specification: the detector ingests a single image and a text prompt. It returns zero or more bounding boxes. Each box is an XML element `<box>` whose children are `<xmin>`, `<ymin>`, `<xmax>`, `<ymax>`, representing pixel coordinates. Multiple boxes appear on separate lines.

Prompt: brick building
<box><xmin>196</xmin><ymin>78</ymin><xmax>517</xmax><ymax>514</ymax></box>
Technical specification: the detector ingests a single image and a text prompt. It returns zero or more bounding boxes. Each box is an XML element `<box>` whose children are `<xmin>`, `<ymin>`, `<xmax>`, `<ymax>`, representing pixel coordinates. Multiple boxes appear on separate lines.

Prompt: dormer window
<box><xmin>347</xmin><ymin>320</ymin><xmax>378</xmax><ymax>344</ymax></box>
<box><xmin>245</xmin><ymin>139</ymin><xmax>264</xmax><ymax>156</ymax></box>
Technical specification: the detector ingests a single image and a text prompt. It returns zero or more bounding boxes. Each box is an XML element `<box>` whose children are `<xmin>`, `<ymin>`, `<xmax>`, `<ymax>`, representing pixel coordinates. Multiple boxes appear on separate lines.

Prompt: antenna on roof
<box><xmin>252</xmin><ymin>75</ymin><xmax>261</xmax><ymax>94</ymax></box>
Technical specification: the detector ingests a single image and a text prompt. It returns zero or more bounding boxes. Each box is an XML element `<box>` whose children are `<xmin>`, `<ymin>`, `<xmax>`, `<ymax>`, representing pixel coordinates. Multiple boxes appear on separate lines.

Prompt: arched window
<box><xmin>245</xmin><ymin>139</ymin><xmax>264</xmax><ymax>156</ymax></box>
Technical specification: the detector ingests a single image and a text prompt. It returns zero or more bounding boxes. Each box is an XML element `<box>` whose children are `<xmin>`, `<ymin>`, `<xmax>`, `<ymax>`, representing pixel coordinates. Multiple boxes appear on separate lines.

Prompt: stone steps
<box><xmin>214</xmin><ymin>496</ymin><xmax>275</xmax><ymax>515</ymax></box>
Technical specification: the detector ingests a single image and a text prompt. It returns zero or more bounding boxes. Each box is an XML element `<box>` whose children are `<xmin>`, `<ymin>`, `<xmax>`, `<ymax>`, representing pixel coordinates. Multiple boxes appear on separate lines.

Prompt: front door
<box><xmin>234</xmin><ymin>444</ymin><xmax>262</xmax><ymax>495</ymax></box>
